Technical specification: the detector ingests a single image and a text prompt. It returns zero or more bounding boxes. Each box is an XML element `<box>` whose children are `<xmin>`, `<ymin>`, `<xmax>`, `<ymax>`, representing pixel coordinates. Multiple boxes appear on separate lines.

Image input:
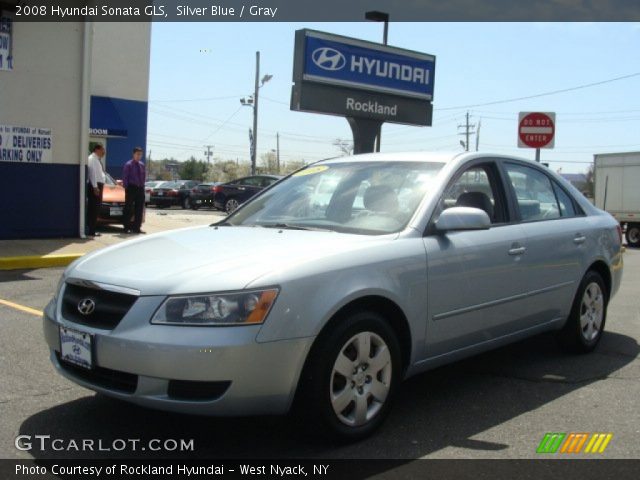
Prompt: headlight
<box><xmin>151</xmin><ymin>289</ymin><xmax>279</xmax><ymax>326</ymax></box>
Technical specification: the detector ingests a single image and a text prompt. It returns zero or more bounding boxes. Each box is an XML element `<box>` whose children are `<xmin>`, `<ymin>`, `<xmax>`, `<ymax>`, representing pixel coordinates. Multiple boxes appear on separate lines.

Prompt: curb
<box><xmin>0</xmin><ymin>254</ymin><xmax>84</xmax><ymax>271</ymax></box>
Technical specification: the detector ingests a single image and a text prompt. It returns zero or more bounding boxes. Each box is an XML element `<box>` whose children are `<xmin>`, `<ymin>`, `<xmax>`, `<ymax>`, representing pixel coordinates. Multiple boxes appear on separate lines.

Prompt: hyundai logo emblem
<box><xmin>77</xmin><ymin>298</ymin><xmax>96</xmax><ymax>315</ymax></box>
<box><xmin>312</xmin><ymin>47</ymin><xmax>346</xmax><ymax>71</ymax></box>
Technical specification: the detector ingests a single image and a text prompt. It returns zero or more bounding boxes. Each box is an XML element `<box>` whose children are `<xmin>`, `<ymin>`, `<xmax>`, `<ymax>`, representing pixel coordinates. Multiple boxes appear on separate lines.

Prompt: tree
<box><xmin>584</xmin><ymin>163</ymin><xmax>595</xmax><ymax>198</ymax></box>
<box><xmin>260</xmin><ymin>151</ymin><xmax>279</xmax><ymax>174</ymax></box>
<box><xmin>179</xmin><ymin>157</ymin><xmax>209</xmax><ymax>181</ymax></box>
<box><xmin>333</xmin><ymin>138</ymin><xmax>353</xmax><ymax>156</ymax></box>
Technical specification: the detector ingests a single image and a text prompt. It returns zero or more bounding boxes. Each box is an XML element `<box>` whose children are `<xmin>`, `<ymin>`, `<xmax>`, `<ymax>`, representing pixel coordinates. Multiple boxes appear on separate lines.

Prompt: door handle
<box><xmin>573</xmin><ymin>234</ymin><xmax>586</xmax><ymax>245</ymax></box>
<box><xmin>508</xmin><ymin>246</ymin><xmax>526</xmax><ymax>256</ymax></box>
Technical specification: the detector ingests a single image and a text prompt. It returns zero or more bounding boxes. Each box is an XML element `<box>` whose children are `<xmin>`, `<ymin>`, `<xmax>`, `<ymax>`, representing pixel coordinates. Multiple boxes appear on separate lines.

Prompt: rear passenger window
<box><xmin>553</xmin><ymin>183</ymin><xmax>577</xmax><ymax>217</ymax></box>
<box><xmin>505</xmin><ymin>163</ymin><xmax>560</xmax><ymax>222</ymax></box>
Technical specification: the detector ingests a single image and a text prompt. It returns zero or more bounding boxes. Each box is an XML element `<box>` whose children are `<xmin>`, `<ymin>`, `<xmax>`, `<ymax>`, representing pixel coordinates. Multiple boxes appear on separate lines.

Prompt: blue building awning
<box><xmin>90</xmin><ymin>96</ymin><xmax>128</xmax><ymax>137</ymax></box>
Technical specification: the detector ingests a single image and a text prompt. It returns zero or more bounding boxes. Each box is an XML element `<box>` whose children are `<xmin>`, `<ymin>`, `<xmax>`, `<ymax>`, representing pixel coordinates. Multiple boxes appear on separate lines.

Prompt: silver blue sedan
<box><xmin>43</xmin><ymin>152</ymin><xmax>623</xmax><ymax>440</ymax></box>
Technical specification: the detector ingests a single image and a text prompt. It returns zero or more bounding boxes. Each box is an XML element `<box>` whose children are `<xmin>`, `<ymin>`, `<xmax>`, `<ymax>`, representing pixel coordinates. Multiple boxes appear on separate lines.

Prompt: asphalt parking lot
<box><xmin>0</xmin><ymin>240</ymin><xmax>638</xmax><ymax>460</ymax></box>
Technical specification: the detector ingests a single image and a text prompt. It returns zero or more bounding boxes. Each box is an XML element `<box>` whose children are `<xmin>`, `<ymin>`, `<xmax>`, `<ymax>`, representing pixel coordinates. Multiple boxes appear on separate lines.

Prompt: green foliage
<box><xmin>179</xmin><ymin>157</ymin><xmax>209</xmax><ymax>181</ymax></box>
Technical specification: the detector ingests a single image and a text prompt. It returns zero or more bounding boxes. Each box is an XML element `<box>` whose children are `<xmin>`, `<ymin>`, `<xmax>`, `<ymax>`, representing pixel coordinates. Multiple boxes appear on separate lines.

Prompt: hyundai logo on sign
<box><xmin>301</xmin><ymin>31</ymin><xmax>436</xmax><ymax>100</ymax></box>
<box><xmin>312</xmin><ymin>47</ymin><xmax>346</xmax><ymax>71</ymax></box>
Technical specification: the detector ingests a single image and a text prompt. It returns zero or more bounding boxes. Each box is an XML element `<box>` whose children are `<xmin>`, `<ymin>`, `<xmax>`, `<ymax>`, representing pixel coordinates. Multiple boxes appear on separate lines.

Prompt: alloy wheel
<box><xmin>330</xmin><ymin>331</ymin><xmax>392</xmax><ymax>427</ymax></box>
<box><xmin>579</xmin><ymin>282</ymin><xmax>604</xmax><ymax>342</ymax></box>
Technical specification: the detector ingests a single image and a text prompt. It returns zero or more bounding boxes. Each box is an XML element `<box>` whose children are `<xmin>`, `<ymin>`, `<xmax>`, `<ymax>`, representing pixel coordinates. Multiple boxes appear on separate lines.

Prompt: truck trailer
<box><xmin>594</xmin><ymin>151</ymin><xmax>640</xmax><ymax>247</ymax></box>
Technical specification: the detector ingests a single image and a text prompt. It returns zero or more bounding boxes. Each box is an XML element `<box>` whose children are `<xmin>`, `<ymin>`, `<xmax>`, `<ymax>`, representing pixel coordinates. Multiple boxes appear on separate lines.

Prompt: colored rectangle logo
<box><xmin>537</xmin><ymin>433</ymin><xmax>613</xmax><ymax>454</ymax></box>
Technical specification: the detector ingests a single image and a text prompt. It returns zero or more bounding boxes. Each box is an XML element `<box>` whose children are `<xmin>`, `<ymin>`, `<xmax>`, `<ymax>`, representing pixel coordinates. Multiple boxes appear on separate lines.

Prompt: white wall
<box><xmin>0</xmin><ymin>22</ymin><xmax>83</xmax><ymax>166</ymax></box>
<box><xmin>90</xmin><ymin>22</ymin><xmax>151</xmax><ymax>102</ymax></box>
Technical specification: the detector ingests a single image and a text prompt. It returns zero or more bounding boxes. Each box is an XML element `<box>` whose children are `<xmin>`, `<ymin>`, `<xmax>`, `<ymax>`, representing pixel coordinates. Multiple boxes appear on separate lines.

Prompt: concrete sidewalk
<box><xmin>0</xmin><ymin>208</ymin><xmax>224</xmax><ymax>270</ymax></box>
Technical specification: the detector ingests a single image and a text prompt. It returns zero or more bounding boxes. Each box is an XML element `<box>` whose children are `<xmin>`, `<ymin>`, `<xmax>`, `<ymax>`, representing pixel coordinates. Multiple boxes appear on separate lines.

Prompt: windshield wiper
<box><xmin>260</xmin><ymin>223</ymin><xmax>332</xmax><ymax>232</ymax></box>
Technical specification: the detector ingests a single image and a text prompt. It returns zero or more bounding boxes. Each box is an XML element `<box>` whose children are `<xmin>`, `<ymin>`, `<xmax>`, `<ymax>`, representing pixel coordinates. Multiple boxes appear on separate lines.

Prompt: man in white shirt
<box><xmin>86</xmin><ymin>144</ymin><xmax>106</xmax><ymax>237</ymax></box>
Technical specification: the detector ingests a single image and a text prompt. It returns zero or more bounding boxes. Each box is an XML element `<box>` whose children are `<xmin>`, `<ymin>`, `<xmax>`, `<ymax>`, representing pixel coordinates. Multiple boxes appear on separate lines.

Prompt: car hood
<box><xmin>102</xmin><ymin>184</ymin><xmax>125</xmax><ymax>203</ymax></box>
<box><xmin>67</xmin><ymin>225</ymin><xmax>390</xmax><ymax>295</ymax></box>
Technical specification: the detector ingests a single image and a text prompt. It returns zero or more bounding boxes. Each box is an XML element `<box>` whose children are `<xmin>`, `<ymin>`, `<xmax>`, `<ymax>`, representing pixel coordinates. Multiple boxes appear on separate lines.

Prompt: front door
<box><xmin>423</xmin><ymin>161</ymin><xmax>529</xmax><ymax>358</ymax></box>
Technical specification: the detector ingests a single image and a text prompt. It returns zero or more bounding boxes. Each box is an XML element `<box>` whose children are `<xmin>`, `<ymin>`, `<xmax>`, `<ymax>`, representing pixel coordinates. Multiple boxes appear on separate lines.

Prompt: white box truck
<box><xmin>594</xmin><ymin>151</ymin><xmax>640</xmax><ymax>247</ymax></box>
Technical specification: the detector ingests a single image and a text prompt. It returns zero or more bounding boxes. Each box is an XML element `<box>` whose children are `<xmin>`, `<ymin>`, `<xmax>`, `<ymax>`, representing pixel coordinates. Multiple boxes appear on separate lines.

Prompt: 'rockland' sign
<box><xmin>291</xmin><ymin>29</ymin><xmax>435</xmax><ymax>126</ymax></box>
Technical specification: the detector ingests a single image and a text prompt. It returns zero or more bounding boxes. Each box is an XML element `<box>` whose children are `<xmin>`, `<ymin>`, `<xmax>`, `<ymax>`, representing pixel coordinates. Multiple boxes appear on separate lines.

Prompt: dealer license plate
<box><xmin>110</xmin><ymin>207</ymin><xmax>123</xmax><ymax>216</ymax></box>
<box><xmin>59</xmin><ymin>327</ymin><xmax>93</xmax><ymax>369</ymax></box>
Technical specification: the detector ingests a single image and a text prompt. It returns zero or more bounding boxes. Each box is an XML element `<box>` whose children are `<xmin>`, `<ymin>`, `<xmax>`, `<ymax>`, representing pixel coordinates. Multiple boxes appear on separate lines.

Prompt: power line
<box><xmin>438</xmin><ymin>71</ymin><xmax>640</xmax><ymax>111</ymax></box>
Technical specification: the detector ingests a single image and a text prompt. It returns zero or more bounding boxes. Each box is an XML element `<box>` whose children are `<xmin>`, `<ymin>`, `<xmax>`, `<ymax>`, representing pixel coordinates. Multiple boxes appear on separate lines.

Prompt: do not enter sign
<box><xmin>518</xmin><ymin>112</ymin><xmax>555</xmax><ymax>149</ymax></box>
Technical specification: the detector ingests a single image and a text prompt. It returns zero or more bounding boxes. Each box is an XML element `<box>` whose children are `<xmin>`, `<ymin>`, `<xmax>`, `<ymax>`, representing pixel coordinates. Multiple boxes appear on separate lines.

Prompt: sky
<box><xmin>147</xmin><ymin>22</ymin><xmax>640</xmax><ymax>173</ymax></box>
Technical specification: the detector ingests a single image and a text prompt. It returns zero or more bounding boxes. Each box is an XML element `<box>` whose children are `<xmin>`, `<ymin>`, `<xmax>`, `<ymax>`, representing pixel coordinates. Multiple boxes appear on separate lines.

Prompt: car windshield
<box><xmin>227</xmin><ymin>161</ymin><xmax>444</xmax><ymax>235</ymax></box>
<box><xmin>104</xmin><ymin>173</ymin><xmax>117</xmax><ymax>186</ymax></box>
<box><xmin>159</xmin><ymin>182</ymin><xmax>178</xmax><ymax>189</ymax></box>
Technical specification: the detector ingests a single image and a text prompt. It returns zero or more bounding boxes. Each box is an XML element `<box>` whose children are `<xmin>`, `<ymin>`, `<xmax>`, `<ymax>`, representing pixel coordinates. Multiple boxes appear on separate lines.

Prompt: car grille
<box><xmin>56</xmin><ymin>352</ymin><xmax>138</xmax><ymax>394</ymax></box>
<box><xmin>61</xmin><ymin>283</ymin><xmax>138</xmax><ymax>330</ymax></box>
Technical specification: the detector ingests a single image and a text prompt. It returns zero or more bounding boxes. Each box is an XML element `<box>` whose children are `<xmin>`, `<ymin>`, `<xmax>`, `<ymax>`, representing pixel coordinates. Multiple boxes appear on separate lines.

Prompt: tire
<box><xmin>626</xmin><ymin>223</ymin><xmax>640</xmax><ymax>248</ymax></box>
<box><xmin>558</xmin><ymin>270</ymin><xmax>608</xmax><ymax>354</ymax></box>
<box><xmin>225</xmin><ymin>198</ymin><xmax>239</xmax><ymax>214</ymax></box>
<box><xmin>182</xmin><ymin>196</ymin><xmax>191</xmax><ymax>209</ymax></box>
<box><xmin>294</xmin><ymin>310</ymin><xmax>401</xmax><ymax>442</ymax></box>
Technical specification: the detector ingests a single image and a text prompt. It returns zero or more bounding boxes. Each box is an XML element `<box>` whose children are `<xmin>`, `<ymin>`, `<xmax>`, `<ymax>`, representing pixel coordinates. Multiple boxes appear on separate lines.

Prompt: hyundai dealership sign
<box><xmin>292</xmin><ymin>29</ymin><xmax>435</xmax><ymax>126</ymax></box>
<box><xmin>304</xmin><ymin>33</ymin><xmax>435</xmax><ymax>100</ymax></box>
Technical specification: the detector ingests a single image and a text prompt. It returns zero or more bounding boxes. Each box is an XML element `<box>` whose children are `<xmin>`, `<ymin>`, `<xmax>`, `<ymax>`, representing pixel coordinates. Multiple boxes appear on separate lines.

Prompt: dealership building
<box><xmin>0</xmin><ymin>8</ymin><xmax>150</xmax><ymax>239</ymax></box>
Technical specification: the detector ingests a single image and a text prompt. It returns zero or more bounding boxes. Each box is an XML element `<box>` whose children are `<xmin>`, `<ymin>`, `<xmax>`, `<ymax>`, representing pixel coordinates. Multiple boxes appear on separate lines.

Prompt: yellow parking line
<box><xmin>0</xmin><ymin>298</ymin><xmax>43</xmax><ymax>317</ymax></box>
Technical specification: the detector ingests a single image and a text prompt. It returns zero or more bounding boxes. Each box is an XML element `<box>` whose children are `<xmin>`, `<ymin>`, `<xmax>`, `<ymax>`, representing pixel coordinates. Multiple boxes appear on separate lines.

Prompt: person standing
<box><xmin>122</xmin><ymin>147</ymin><xmax>146</xmax><ymax>234</ymax></box>
<box><xmin>86</xmin><ymin>144</ymin><xmax>106</xmax><ymax>237</ymax></box>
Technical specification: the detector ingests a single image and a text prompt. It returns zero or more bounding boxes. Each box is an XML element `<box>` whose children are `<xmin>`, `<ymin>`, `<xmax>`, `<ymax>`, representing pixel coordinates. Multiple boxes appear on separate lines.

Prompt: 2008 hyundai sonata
<box><xmin>44</xmin><ymin>152</ymin><xmax>623</xmax><ymax>440</ymax></box>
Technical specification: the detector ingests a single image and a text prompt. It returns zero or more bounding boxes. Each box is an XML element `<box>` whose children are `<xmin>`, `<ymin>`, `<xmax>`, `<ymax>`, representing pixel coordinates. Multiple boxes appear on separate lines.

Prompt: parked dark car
<box><xmin>150</xmin><ymin>180</ymin><xmax>199</xmax><ymax>209</ymax></box>
<box><xmin>189</xmin><ymin>182</ymin><xmax>222</xmax><ymax>210</ymax></box>
<box><xmin>214</xmin><ymin>175</ymin><xmax>283</xmax><ymax>213</ymax></box>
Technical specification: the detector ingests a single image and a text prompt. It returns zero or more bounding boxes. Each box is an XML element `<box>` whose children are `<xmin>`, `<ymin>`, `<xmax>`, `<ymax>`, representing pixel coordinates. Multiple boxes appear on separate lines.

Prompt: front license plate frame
<box><xmin>59</xmin><ymin>326</ymin><xmax>93</xmax><ymax>369</ymax></box>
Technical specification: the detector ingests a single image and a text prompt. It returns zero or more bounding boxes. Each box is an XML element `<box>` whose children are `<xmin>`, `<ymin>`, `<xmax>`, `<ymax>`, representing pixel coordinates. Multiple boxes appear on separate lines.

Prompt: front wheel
<box><xmin>626</xmin><ymin>223</ymin><xmax>640</xmax><ymax>248</ymax></box>
<box><xmin>558</xmin><ymin>271</ymin><xmax>608</xmax><ymax>353</ymax></box>
<box><xmin>294</xmin><ymin>311</ymin><xmax>401</xmax><ymax>441</ymax></box>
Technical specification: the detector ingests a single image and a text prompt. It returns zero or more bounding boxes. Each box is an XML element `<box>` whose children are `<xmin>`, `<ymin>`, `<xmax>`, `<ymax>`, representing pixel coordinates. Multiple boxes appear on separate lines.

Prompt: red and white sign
<box><xmin>518</xmin><ymin>112</ymin><xmax>555</xmax><ymax>149</ymax></box>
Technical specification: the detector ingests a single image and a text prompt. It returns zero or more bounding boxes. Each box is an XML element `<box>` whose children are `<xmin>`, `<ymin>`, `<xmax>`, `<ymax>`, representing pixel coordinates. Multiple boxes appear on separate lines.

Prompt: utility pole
<box><xmin>203</xmin><ymin>145</ymin><xmax>214</xmax><ymax>164</ymax></box>
<box><xmin>458</xmin><ymin>111</ymin><xmax>476</xmax><ymax>151</ymax></box>
<box><xmin>276</xmin><ymin>132</ymin><xmax>280</xmax><ymax>174</ymax></box>
<box><xmin>475</xmin><ymin>119</ymin><xmax>481</xmax><ymax>151</ymax></box>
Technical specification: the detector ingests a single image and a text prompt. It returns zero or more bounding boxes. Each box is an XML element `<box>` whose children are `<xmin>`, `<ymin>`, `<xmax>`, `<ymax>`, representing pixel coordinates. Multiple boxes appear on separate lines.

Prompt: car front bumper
<box><xmin>43</xmin><ymin>296</ymin><xmax>313</xmax><ymax>416</ymax></box>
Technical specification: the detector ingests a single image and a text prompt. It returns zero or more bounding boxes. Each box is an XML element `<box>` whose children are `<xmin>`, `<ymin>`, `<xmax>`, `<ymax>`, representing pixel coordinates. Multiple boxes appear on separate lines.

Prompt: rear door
<box><xmin>423</xmin><ymin>159</ymin><xmax>530</xmax><ymax>358</ymax></box>
<box><xmin>237</xmin><ymin>176</ymin><xmax>263</xmax><ymax>202</ymax></box>
<box><xmin>502</xmin><ymin>162</ymin><xmax>587</xmax><ymax>325</ymax></box>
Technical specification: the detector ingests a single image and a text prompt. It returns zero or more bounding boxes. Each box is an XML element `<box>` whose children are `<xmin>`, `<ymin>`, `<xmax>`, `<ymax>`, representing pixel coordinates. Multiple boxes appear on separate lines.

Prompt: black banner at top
<box><xmin>3</xmin><ymin>0</ymin><xmax>640</xmax><ymax>22</ymax></box>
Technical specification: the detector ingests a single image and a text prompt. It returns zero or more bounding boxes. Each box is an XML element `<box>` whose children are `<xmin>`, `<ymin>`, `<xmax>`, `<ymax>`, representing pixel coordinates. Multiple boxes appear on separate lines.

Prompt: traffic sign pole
<box><xmin>535</xmin><ymin>148</ymin><xmax>540</xmax><ymax>163</ymax></box>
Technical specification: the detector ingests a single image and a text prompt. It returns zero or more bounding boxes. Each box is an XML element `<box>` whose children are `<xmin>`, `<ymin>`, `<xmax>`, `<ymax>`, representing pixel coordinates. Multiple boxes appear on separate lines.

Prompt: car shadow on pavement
<box><xmin>19</xmin><ymin>331</ymin><xmax>638</xmax><ymax>461</ymax></box>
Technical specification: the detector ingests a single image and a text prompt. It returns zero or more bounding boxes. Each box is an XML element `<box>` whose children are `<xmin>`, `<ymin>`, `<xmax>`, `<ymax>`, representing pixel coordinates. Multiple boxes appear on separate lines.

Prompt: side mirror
<box><xmin>435</xmin><ymin>207</ymin><xmax>491</xmax><ymax>232</ymax></box>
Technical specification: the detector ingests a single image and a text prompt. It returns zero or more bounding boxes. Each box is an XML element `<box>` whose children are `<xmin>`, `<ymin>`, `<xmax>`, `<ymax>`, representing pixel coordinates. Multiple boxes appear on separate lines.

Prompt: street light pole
<box><xmin>365</xmin><ymin>11</ymin><xmax>389</xmax><ymax>153</ymax></box>
<box><xmin>252</xmin><ymin>51</ymin><xmax>260</xmax><ymax>175</ymax></box>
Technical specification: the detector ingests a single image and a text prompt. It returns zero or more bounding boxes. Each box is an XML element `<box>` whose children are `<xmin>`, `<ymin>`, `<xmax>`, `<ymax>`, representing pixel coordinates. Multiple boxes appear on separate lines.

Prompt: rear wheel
<box><xmin>626</xmin><ymin>223</ymin><xmax>640</xmax><ymax>248</ymax></box>
<box><xmin>225</xmin><ymin>198</ymin><xmax>239</xmax><ymax>214</ymax></box>
<box><xmin>294</xmin><ymin>311</ymin><xmax>401</xmax><ymax>441</ymax></box>
<box><xmin>558</xmin><ymin>270</ymin><xmax>607</xmax><ymax>353</ymax></box>
<box><xmin>182</xmin><ymin>196</ymin><xmax>191</xmax><ymax>209</ymax></box>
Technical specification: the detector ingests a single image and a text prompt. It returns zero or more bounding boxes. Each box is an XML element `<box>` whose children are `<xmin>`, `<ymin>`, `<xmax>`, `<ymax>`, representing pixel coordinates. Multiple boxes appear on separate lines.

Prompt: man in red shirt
<box><xmin>122</xmin><ymin>147</ymin><xmax>146</xmax><ymax>234</ymax></box>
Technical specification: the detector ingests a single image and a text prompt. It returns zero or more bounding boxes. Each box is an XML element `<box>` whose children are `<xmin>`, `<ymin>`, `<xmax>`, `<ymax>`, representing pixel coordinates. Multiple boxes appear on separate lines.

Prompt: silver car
<box><xmin>43</xmin><ymin>152</ymin><xmax>623</xmax><ymax>440</ymax></box>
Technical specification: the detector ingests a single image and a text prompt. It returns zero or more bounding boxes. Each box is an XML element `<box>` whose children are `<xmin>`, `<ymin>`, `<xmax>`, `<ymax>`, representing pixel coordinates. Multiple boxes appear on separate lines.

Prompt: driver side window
<box><xmin>440</xmin><ymin>164</ymin><xmax>503</xmax><ymax>224</ymax></box>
